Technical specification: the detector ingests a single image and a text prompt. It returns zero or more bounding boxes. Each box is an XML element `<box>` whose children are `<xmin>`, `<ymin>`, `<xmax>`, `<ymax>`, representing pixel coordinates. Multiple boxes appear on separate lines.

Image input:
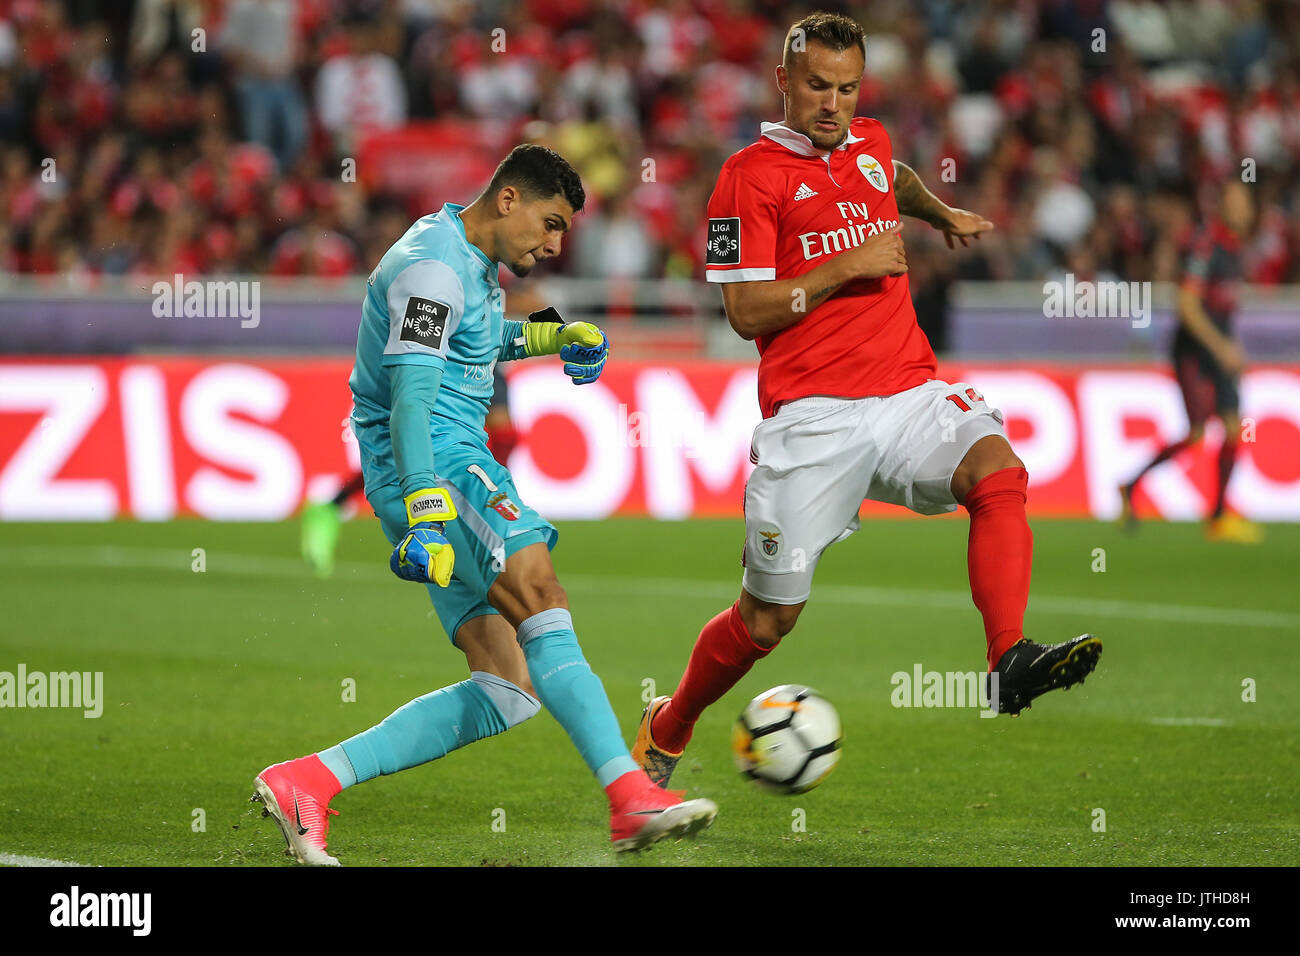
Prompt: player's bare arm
<box><xmin>722</xmin><ymin>225</ymin><xmax>907</xmax><ymax>340</ymax></box>
<box><xmin>1177</xmin><ymin>284</ymin><xmax>1245</xmax><ymax>374</ymax></box>
<box><xmin>892</xmin><ymin>160</ymin><xmax>994</xmax><ymax>249</ymax></box>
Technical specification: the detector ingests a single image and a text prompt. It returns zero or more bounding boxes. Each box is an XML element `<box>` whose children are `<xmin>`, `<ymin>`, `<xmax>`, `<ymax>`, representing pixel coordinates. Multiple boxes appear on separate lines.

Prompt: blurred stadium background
<box><xmin>1</xmin><ymin>0</ymin><xmax>1298</xmax><ymax>523</ymax></box>
<box><xmin>1</xmin><ymin>0</ymin><xmax>1299</xmax><ymax>872</ymax></box>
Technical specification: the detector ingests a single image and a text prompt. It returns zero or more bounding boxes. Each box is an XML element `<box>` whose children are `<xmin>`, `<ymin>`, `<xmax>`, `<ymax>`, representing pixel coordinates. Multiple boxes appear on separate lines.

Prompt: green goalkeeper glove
<box><xmin>523</xmin><ymin>308</ymin><xmax>609</xmax><ymax>385</ymax></box>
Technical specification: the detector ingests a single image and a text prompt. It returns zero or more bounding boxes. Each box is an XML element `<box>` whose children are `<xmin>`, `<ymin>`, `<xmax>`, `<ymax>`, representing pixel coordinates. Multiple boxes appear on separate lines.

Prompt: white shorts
<box><xmin>741</xmin><ymin>379</ymin><xmax>1006</xmax><ymax>605</ymax></box>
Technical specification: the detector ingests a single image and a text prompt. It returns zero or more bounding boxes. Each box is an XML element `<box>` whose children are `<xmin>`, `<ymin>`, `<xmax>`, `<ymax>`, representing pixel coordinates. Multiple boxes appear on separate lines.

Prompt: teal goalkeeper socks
<box><xmin>314</xmin><ymin>616</ymin><xmax>634</xmax><ymax>791</ymax></box>
<box><xmin>319</xmin><ymin>677</ymin><xmax>512</xmax><ymax>788</ymax></box>
<box><xmin>516</xmin><ymin>608</ymin><xmax>638</xmax><ymax>787</ymax></box>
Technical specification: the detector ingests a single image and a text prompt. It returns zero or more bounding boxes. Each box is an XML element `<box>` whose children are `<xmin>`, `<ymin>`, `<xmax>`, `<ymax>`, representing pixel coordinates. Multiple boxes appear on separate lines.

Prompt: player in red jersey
<box><xmin>1118</xmin><ymin>180</ymin><xmax>1262</xmax><ymax>543</ymax></box>
<box><xmin>633</xmin><ymin>12</ymin><xmax>1101</xmax><ymax>784</ymax></box>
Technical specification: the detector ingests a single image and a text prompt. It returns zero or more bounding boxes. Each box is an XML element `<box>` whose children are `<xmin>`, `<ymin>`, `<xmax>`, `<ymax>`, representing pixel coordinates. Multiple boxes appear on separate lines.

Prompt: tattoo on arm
<box><xmin>892</xmin><ymin>161</ymin><xmax>947</xmax><ymax>228</ymax></box>
<box><xmin>807</xmin><ymin>284</ymin><xmax>837</xmax><ymax>307</ymax></box>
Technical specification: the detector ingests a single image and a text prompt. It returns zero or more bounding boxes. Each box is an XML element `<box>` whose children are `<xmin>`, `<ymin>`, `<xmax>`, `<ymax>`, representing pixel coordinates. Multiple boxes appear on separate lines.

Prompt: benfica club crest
<box><xmin>760</xmin><ymin>530</ymin><xmax>781</xmax><ymax>557</ymax></box>
<box><xmin>856</xmin><ymin>153</ymin><xmax>889</xmax><ymax>193</ymax></box>
<box><xmin>487</xmin><ymin>492</ymin><xmax>520</xmax><ymax>521</ymax></box>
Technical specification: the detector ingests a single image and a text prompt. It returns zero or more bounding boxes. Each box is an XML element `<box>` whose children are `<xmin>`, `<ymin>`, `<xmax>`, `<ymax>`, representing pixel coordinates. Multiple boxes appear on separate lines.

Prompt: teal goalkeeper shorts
<box><xmin>358</xmin><ymin>431</ymin><xmax>558</xmax><ymax>645</ymax></box>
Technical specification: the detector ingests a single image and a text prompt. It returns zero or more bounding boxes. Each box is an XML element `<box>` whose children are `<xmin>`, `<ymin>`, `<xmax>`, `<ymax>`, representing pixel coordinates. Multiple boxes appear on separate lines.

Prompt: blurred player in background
<box><xmin>634</xmin><ymin>12</ymin><xmax>1102</xmax><ymax>786</ymax></box>
<box><xmin>300</xmin><ymin>366</ymin><xmax>519</xmax><ymax>577</ymax></box>
<box><xmin>300</xmin><ymin>472</ymin><xmax>363</xmax><ymax>578</ymax></box>
<box><xmin>257</xmin><ymin>144</ymin><xmax>716</xmax><ymax>863</ymax></box>
<box><xmin>1119</xmin><ymin>180</ymin><xmax>1262</xmax><ymax>543</ymax></box>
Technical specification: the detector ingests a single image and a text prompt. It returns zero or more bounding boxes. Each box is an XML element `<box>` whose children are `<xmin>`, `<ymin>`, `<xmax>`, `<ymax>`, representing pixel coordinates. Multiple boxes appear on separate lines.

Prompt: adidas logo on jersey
<box><xmin>793</xmin><ymin>183</ymin><xmax>818</xmax><ymax>201</ymax></box>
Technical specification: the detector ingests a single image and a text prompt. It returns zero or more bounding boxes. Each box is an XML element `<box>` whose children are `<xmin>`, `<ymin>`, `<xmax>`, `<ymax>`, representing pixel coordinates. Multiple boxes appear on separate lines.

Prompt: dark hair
<box><xmin>484</xmin><ymin>144</ymin><xmax>585</xmax><ymax>213</ymax></box>
<box><xmin>782</xmin><ymin>12</ymin><xmax>866</xmax><ymax>69</ymax></box>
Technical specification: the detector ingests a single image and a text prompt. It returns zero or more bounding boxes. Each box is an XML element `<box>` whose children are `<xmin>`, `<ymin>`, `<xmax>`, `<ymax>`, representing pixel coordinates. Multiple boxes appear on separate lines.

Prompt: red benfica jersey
<box><xmin>705</xmin><ymin>117</ymin><xmax>937</xmax><ymax>418</ymax></box>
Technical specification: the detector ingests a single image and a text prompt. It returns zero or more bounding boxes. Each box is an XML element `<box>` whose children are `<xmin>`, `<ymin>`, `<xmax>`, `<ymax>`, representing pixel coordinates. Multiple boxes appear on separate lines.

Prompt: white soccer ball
<box><xmin>731</xmin><ymin>684</ymin><xmax>842</xmax><ymax>794</ymax></box>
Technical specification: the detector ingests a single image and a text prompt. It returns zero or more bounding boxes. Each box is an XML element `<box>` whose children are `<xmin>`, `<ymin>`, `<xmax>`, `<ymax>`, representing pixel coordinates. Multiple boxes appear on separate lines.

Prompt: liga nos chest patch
<box><xmin>400</xmin><ymin>297</ymin><xmax>450</xmax><ymax>349</ymax></box>
<box><xmin>706</xmin><ymin>218</ymin><xmax>741</xmax><ymax>265</ymax></box>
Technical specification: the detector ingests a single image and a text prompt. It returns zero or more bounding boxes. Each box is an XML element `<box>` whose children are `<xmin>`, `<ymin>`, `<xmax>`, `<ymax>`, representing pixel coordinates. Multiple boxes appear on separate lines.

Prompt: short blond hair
<box><xmin>783</xmin><ymin>12</ymin><xmax>866</xmax><ymax>69</ymax></box>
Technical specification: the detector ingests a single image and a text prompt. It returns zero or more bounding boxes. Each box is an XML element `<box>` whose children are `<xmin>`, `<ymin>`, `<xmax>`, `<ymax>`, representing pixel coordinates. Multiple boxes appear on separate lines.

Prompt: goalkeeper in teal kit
<box><xmin>253</xmin><ymin>145</ymin><xmax>717</xmax><ymax>863</ymax></box>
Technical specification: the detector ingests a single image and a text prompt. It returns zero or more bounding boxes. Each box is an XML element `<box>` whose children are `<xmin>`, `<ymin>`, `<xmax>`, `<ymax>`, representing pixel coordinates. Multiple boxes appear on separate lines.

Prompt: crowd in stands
<box><xmin>2</xmin><ymin>0</ymin><xmax>1298</xmax><ymax>327</ymax></box>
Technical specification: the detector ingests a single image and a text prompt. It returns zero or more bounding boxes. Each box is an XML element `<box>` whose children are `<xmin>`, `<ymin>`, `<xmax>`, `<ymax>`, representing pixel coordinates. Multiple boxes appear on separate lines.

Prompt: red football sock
<box><xmin>653</xmin><ymin>601</ymin><xmax>772</xmax><ymax>753</ymax></box>
<box><xmin>963</xmin><ymin>466</ymin><xmax>1033</xmax><ymax>670</ymax></box>
<box><xmin>1213</xmin><ymin>436</ymin><xmax>1239</xmax><ymax>518</ymax></box>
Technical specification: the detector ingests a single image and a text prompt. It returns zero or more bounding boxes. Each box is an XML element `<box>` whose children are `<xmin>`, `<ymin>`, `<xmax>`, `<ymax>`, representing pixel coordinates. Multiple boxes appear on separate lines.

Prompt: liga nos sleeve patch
<box><xmin>706</xmin><ymin>218</ymin><xmax>741</xmax><ymax>265</ymax></box>
<box><xmin>400</xmin><ymin>297</ymin><xmax>450</xmax><ymax>350</ymax></box>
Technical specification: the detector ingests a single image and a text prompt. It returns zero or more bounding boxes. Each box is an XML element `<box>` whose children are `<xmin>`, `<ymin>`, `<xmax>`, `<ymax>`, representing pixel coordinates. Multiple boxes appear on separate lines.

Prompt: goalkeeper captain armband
<box><xmin>403</xmin><ymin>487</ymin><xmax>458</xmax><ymax>526</ymax></box>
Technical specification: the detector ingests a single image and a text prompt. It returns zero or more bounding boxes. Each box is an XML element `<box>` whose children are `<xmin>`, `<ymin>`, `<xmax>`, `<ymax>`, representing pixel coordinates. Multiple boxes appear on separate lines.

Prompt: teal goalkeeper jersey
<box><xmin>348</xmin><ymin>202</ymin><xmax>527</xmax><ymax>498</ymax></box>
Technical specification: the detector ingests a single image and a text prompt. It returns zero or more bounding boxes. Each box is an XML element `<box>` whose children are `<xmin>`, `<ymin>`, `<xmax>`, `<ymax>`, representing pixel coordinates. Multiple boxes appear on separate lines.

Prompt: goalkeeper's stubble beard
<box><xmin>497</xmin><ymin>195</ymin><xmax>575</xmax><ymax>277</ymax></box>
<box><xmin>507</xmin><ymin>251</ymin><xmax>536</xmax><ymax>278</ymax></box>
<box><xmin>500</xmin><ymin>221</ymin><xmax>552</xmax><ymax>278</ymax></box>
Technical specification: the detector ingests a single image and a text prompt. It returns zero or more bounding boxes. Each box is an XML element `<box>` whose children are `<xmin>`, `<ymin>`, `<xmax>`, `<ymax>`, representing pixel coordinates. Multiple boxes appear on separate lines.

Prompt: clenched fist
<box><xmin>844</xmin><ymin>222</ymin><xmax>907</xmax><ymax>279</ymax></box>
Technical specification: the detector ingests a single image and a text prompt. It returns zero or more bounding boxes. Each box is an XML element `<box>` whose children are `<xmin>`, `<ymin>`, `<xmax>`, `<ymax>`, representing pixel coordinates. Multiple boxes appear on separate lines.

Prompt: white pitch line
<box><xmin>562</xmin><ymin>574</ymin><xmax>1300</xmax><ymax>632</ymax></box>
<box><xmin>0</xmin><ymin>852</ymin><xmax>93</xmax><ymax>867</ymax></box>
<box><xmin>2</xmin><ymin>545</ymin><xmax>1298</xmax><ymax>631</ymax></box>
<box><xmin>0</xmin><ymin>546</ymin><xmax>371</xmax><ymax>580</ymax></box>
<box><xmin>1148</xmin><ymin>717</ymin><xmax>1230</xmax><ymax>727</ymax></box>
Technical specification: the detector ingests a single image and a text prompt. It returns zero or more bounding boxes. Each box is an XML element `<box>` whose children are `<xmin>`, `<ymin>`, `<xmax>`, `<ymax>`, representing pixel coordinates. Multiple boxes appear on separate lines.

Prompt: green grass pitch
<box><xmin>1</xmin><ymin>516</ymin><xmax>1296</xmax><ymax>866</ymax></box>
